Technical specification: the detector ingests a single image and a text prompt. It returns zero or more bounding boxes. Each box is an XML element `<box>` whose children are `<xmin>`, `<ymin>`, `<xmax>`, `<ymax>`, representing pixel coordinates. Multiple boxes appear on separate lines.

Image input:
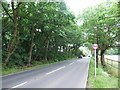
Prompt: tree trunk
<box><xmin>33</xmin><ymin>30</ymin><xmax>52</xmax><ymax>61</ymax></box>
<box><xmin>4</xmin><ymin>39</ymin><xmax>19</xmax><ymax>67</ymax></box>
<box><xmin>96</xmin><ymin>49</ymin><xmax>98</xmax><ymax>68</ymax></box>
<box><xmin>4</xmin><ymin>2</ymin><xmax>21</xmax><ymax>67</ymax></box>
<box><xmin>96</xmin><ymin>35</ymin><xmax>99</xmax><ymax>68</ymax></box>
<box><xmin>28</xmin><ymin>27</ymin><xmax>34</xmax><ymax>66</ymax></box>
<box><xmin>100</xmin><ymin>46</ymin><xmax>110</xmax><ymax>67</ymax></box>
<box><xmin>44</xmin><ymin>40</ymin><xmax>49</xmax><ymax>61</ymax></box>
<box><xmin>100</xmin><ymin>50</ymin><xmax>105</xmax><ymax>67</ymax></box>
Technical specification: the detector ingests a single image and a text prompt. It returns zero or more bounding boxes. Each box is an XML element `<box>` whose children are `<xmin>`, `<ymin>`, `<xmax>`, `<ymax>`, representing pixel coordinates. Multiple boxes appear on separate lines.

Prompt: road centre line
<box><xmin>69</xmin><ymin>62</ymin><xmax>74</xmax><ymax>65</ymax></box>
<box><xmin>77</xmin><ymin>60</ymin><xmax>80</xmax><ymax>62</ymax></box>
<box><xmin>11</xmin><ymin>82</ymin><xmax>27</xmax><ymax>88</ymax></box>
<box><xmin>46</xmin><ymin>66</ymin><xmax>65</xmax><ymax>75</ymax></box>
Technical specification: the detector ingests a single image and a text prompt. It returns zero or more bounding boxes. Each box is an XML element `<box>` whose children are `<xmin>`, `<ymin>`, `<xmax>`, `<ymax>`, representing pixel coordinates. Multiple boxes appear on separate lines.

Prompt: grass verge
<box><xmin>87</xmin><ymin>57</ymin><xmax>118</xmax><ymax>88</ymax></box>
<box><xmin>2</xmin><ymin>57</ymin><xmax>77</xmax><ymax>76</ymax></box>
<box><xmin>104</xmin><ymin>58</ymin><xmax>118</xmax><ymax>77</ymax></box>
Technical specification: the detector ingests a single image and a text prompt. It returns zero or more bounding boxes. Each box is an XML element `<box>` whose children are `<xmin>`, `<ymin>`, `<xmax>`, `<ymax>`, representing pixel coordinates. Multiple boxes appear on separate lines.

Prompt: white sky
<box><xmin>65</xmin><ymin>0</ymin><xmax>113</xmax><ymax>15</ymax></box>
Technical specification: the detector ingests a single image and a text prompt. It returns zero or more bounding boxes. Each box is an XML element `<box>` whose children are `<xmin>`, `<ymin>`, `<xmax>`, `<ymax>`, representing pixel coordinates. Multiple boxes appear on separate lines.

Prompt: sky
<box><xmin>64</xmin><ymin>0</ymin><xmax>112</xmax><ymax>15</ymax></box>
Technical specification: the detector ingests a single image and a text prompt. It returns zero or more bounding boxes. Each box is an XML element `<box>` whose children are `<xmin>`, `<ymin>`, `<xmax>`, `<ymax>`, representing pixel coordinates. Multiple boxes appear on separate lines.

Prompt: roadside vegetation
<box><xmin>2</xmin><ymin>0</ymin><xmax>120</xmax><ymax>78</ymax></box>
<box><xmin>2</xmin><ymin>57</ymin><xmax>76</xmax><ymax>75</ymax></box>
<box><xmin>77</xmin><ymin>1</ymin><xmax>119</xmax><ymax>67</ymax></box>
<box><xmin>103</xmin><ymin>58</ymin><xmax>119</xmax><ymax>80</ymax></box>
<box><xmin>2</xmin><ymin>2</ymin><xmax>83</xmax><ymax>71</ymax></box>
<box><xmin>87</xmin><ymin>57</ymin><xmax>118</xmax><ymax>88</ymax></box>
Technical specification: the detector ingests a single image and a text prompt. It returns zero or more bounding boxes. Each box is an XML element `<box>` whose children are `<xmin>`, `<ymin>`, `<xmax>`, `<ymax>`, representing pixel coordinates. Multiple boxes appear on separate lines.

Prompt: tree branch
<box><xmin>108</xmin><ymin>34</ymin><xmax>119</xmax><ymax>41</ymax></box>
<box><xmin>105</xmin><ymin>16</ymin><xmax>120</xmax><ymax>18</ymax></box>
<box><xmin>1</xmin><ymin>3</ymin><xmax>14</xmax><ymax>22</ymax></box>
<box><xmin>17</xmin><ymin>2</ymin><xmax>22</xmax><ymax>8</ymax></box>
<box><xmin>109</xmin><ymin>45</ymin><xmax>120</xmax><ymax>47</ymax></box>
<box><xmin>11</xmin><ymin>2</ymin><xmax>14</xmax><ymax>12</ymax></box>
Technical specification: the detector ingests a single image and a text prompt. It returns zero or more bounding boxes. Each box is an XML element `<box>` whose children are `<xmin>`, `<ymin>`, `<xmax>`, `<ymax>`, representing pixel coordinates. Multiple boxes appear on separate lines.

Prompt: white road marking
<box><xmin>69</xmin><ymin>62</ymin><xmax>74</xmax><ymax>65</ymax></box>
<box><xmin>11</xmin><ymin>82</ymin><xmax>27</xmax><ymax>88</ymax></box>
<box><xmin>46</xmin><ymin>66</ymin><xmax>65</xmax><ymax>75</ymax></box>
<box><xmin>77</xmin><ymin>60</ymin><xmax>80</xmax><ymax>62</ymax></box>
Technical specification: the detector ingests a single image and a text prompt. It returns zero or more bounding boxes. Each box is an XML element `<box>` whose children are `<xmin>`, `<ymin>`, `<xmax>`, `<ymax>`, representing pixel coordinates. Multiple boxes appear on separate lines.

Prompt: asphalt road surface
<box><xmin>2</xmin><ymin>57</ymin><xmax>90</xmax><ymax>88</ymax></box>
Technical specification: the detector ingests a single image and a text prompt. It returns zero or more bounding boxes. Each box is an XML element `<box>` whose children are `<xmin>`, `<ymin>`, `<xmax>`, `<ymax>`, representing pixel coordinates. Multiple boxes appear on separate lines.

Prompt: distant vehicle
<box><xmin>82</xmin><ymin>55</ymin><xmax>86</xmax><ymax>57</ymax></box>
<box><xmin>88</xmin><ymin>55</ymin><xmax>92</xmax><ymax>57</ymax></box>
<box><xmin>78</xmin><ymin>55</ymin><xmax>83</xmax><ymax>58</ymax></box>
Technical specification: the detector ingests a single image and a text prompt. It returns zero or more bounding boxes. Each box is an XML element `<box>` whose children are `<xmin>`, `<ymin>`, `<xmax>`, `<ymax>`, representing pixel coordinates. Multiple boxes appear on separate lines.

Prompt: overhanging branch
<box><xmin>109</xmin><ymin>45</ymin><xmax>120</xmax><ymax>47</ymax></box>
<box><xmin>17</xmin><ymin>2</ymin><xmax>22</xmax><ymax>8</ymax></box>
<box><xmin>1</xmin><ymin>3</ymin><xmax>14</xmax><ymax>22</ymax></box>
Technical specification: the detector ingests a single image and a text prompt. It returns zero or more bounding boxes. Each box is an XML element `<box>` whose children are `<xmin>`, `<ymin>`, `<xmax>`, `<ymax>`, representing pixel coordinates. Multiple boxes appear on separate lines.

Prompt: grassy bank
<box><xmin>87</xmin><ymin>57</ymin><xmax>118</xmax><ymax>88</ymax></box>
<box><xmin>104</xmin><ymin>58</ymin><xmax>118</xmax><ymax>77</ymax></box>
<box><xmin>2</xmin><ymin>57</ymin><xmax>77</xmax><ymax>76</ymax></box>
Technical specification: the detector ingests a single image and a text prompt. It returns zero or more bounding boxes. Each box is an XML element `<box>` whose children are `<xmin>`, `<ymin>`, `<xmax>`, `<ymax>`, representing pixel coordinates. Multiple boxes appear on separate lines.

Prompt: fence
<box><xmin>105</xmin><ymin>58</ymin><xmax>120</xmax><ymax>69</ymax></box>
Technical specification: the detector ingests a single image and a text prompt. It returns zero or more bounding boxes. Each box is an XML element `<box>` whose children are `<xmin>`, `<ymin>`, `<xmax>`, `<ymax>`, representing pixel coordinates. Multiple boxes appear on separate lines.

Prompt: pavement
<box><xmin>2</xmin><ymin>57</ymin><xmax>90</xmax><ymax>89</ymax></box>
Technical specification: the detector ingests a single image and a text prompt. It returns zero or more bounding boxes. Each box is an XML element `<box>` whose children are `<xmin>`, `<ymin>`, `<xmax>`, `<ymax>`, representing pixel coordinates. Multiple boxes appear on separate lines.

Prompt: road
<box><xmin>2</xmin><ymin>57</ymin><xmax>90</xmax><ymax>89</ymax></box>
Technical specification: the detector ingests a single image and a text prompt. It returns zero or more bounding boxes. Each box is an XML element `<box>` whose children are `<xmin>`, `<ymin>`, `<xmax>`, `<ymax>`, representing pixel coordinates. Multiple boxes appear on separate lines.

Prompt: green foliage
<box><xmin>78</xmin><ymin>1</ymin><xmax>119</xmax><ymax>54</ymax></box>
<box><xmin>105</xmin><ymin>48</ymin><xmax>118</xmax><ymax>55</ymax></box>
<box><xmin>2</xmin><ymin>2</ymin><xmax>83</xmax><ymax>68</ymax></box>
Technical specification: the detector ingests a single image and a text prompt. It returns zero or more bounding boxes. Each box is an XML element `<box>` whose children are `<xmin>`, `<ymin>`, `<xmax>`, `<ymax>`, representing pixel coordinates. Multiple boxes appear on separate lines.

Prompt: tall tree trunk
<box><xmin>96</xmin><ymin>36</ymin><xmax>99</xmax><ymax>68</ymax></box>
<box><xmin>96</xmin><ymin>49</ymin><xmax>98</xmax><ymax>68</ymax></box>
<box><xmin>4</xmin><ymin>37</ymin><xmax>19</xmax><ymax>67</ymax></box>
<box><xmin>100</xmin><ymin>46</ymin><xmax>109</xmax><ymax>67</ymax></box>
<box><xmin>3</xmin><ymin>2</ymin><xmax>21</xmax><ymax>67</ymax></box>
<box><xmin>100</xmin><ymin>50</ymin><xmax>105</xmax><ymax>67</ymax></box>
<box><xmin>33</xmin><ymin>30</ymin><xmax>52</xmax><ymax>60</ymax></box>
<box><xmin>44</xmin><ymin>40</ymin><xmax>49</xmax><ymax>61</ymax></box>
<box><xmin>28</xmin><ymin>27</ymin><xmax>34</xmax><ymax>66</ymax></box>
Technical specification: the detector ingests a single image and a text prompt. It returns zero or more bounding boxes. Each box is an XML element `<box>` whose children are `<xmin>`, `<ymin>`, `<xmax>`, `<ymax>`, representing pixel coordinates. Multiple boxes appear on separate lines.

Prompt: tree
<box><xmin>2</xmin><ymin>2</ymin><xmax>22</xmax><ymax>67</ymax></box>
<box><xmin>78</xmin><ymin>1</ymin><xmax>119</xmax><ymax>67</ymax></box>
<box><xmin>2</xmin><ymin>1</ymin><xmax>83</xmax><ymax>68</ymax></box>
